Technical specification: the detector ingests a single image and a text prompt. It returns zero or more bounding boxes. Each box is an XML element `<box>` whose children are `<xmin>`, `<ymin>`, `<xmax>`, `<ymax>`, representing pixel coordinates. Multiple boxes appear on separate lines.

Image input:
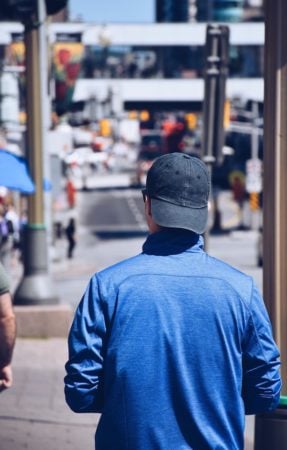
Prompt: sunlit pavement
<box><xmin>71</xmin><ymin>171</ymin><xmax>133</xmax><ymax>190</ymax></box>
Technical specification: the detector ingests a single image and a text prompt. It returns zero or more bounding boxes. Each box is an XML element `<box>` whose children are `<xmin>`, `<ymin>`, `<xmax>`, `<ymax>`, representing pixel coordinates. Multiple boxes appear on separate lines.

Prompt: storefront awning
<box><xmin>0</xmin><ymin>149</ymin><xmax>35</xmax><ymax>194</ymax></box>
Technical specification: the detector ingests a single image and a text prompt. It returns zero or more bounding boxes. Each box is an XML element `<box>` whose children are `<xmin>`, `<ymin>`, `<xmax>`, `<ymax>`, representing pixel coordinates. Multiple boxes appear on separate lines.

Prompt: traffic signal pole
<box><xmin>202</xmin><ymin>25</ymin><xmax>229</xmax><ymax>247</ymax></box>
<box><xmin>14</xmin><ymin>0</ymin><xmax>57</xmax><ymax>305</ymax></box>
<box><xmin>254</xmin><ymin>0</ymin><xmax>287</xmax><ymax>447</ymax></box>
<box><xmin>202</xmin><ymin>25</ymin><xmax>229</xmax><ymax>167</ymax></box>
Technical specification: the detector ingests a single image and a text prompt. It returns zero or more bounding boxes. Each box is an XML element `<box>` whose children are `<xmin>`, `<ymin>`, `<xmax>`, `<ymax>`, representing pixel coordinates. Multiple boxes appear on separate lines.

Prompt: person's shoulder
<box><xmin>206</xmin><ymin>253</ymin><xmax>254</xmax><ymax>300</ymax></box>
<box><xmin>94</xmin><ymin>253</ymin><xmax>144</xmax><ymax>286</ymax></box>
<box><xmin>90</xmin><ymin>253</ymin><xmax>147</xmax><ymax>300</ymax></box>
<box><xmin>96</xmin><ymin>252</ymin><xmax>145</xmax><ymax>283</ymax></box>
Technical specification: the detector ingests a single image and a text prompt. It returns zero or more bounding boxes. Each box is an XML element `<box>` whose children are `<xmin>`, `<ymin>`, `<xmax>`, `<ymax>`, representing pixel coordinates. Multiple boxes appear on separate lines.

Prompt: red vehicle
<box><xmin>134</xmin><ymin>131</ymin><xmax>167</xmax><ymax>186</ymax></box>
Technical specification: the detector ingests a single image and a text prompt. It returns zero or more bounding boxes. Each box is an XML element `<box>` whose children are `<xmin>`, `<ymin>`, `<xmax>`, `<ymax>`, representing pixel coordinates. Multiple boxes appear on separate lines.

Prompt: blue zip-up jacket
<box><xmin>64</xmin><ymin>229</ymin><xmax>281</xmax><ymax>450</ymax></box>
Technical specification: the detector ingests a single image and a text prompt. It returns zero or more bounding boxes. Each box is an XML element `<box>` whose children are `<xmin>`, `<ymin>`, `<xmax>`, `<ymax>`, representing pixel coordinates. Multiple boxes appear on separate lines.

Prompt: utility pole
<box><xmin>202</xmin><ymin>24</ymin><xmax>229</xmax><ymax>245</ymax></box>
<box><xmin>14</xmin><ymin>0</ymin><xmax>57</xmax><ymax>305</ymax></box>
<box><xmin>246</xmin><ymin>101</ymin><xmax>262</xmax><ymax>230</ymax></box>
<box><xmin>202</xmin><ymin>24</ymin><xmax>229</xmax><ymax>167</ymax></box>
<box><xmin>38</xmin><ymin>0</ymin><xmax>53</xmax><ymax>260</ymax></box>
<box><xmin>254</xmin><ymin>0</ymin><xmax>287</xmax><ymax>448</ymax></box>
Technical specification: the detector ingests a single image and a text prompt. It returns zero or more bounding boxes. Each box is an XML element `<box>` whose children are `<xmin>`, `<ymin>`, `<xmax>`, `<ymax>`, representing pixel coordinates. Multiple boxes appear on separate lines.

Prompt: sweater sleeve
<box><xmin>64</xmin><ymin>275</ymin><xmax>107</xmax><ymax>413</ymax></box>
<box><xmin>241</xmin><ymin>282</ymin><xmax>282</xmax><ymax>415</ymax></box>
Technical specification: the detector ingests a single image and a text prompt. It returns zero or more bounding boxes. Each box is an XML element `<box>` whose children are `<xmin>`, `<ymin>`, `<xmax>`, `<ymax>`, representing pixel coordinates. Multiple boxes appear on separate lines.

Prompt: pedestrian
<box><xmin>0</xmin><ymin>205</ymin><xmax>13</xmax><ymax>269</ymax></box>
<box><xmin>5</xmin><ymin>201</ymin><xmax>20</xmax><ymax>260</ymax></box>
<box><xmin>0</xmin><ymin>262</ymin><xmax>16</xmax><ymax>392</ymax></box>
<box><xmin>64</xmin><ymin>153</ymin><xmax>281</xmax><ymax>450</ymax></box>
<box><xmin>65</xmin><ymin>217</ymin><xmax>76</xmax><ymax>259</ymax></box>
<box><xmin>66</xmin><ymin>178</ymin><xmax>76</xmax><ymax>209</ymax></box>
<box><xmin>18</xmin><ymin>209</ymin><xmax>28</xmax><ymax>262</ymax></box>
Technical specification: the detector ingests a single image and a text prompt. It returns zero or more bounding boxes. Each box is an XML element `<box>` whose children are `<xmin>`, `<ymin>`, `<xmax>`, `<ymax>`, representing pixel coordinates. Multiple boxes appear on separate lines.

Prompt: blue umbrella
<box><xmin>0</xmin><ymin>148</ymin><xmax>35</xmax><ymax>194</ymax></box>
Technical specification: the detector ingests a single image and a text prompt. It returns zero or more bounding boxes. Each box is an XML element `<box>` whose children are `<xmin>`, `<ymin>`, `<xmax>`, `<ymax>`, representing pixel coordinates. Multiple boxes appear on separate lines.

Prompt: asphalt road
<box><xmin>78</xmin><ymin>187</ymin><xmax>148</xmax><ymax>236</ymax></box>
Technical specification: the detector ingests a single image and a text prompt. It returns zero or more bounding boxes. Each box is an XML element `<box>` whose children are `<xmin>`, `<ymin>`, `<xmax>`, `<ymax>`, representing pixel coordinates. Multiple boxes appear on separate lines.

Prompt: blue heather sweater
<box><xmin>65</xmin><ymin>229</ymin><xmax>281</xmax><ymax>450</ymax></box>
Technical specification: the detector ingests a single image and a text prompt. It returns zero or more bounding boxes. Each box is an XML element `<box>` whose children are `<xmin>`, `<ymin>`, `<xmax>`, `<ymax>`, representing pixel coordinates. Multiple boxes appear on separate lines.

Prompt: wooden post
<box><xmin>263</xmin><ymin>0</ymin><xmax>287</xmax><ymax>394</ymax></box>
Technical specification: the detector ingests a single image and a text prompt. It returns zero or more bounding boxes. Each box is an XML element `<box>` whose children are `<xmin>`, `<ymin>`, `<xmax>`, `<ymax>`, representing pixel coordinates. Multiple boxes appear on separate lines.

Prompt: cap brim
<box><xmin>151</xmin><ymin>198</ymin><xmax>208</xmax><ymax>234</ymax></box>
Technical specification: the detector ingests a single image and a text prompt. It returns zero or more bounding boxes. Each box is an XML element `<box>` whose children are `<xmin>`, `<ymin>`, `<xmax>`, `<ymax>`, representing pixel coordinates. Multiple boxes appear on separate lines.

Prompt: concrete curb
<box><xmin>14</xmin><ymin>304</ymin><xmax>73</xmax><ymax>338</ymax></box>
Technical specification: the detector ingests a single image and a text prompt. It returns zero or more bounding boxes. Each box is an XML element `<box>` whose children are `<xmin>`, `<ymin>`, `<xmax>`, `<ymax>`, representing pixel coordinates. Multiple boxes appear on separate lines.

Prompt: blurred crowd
<box><xmin>0</xmin><ymin>193</ymin><xmax>27</xmax><ymax>271</ymax></box>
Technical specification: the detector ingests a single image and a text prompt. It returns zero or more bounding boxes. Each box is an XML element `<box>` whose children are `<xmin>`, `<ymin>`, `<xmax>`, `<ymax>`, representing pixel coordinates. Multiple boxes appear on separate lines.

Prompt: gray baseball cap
<box><xmin>145</xmin><ymin>153</ymin><xmax>210</xmax><ymax>234</ymax></box>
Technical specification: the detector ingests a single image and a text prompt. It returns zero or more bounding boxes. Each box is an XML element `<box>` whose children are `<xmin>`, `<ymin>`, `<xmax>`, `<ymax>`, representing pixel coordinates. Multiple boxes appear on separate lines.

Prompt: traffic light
<box><xmin>202</xmin><ymin>24</ymin><xmax>230</xmax><ymax>166</ymax></box>
<box><xmin>100</xmin><ymin>119</ymin><xmax>112</xmax><ymax>137</ymax></box>
<box><xmin>0</xmin><ymin>0</ymin><xmax>35</xmax><ymax>20</ymax></box>
<box><xmin>140</xmin><ymin>110</ymin><xmax>150</xmax><ymax>122</ymax></box>
<box><xmin>185</xmin><ymin>113</ymin><xmax>197</xmax><ymax>130</ymax></box>
<box><xmin>224</xmin><ymin>99</ymin><xmax>231</xmax><ymax>129</ymax></box>
<box><xmin>128</xmin><ymin>111</ymin><xmax>138</xmax><ymax>120</ymax></box>
<box><xmin>45</xmin><ymin>0</ymin><xmax>67</xmax><ymax>15</ymax></box>
<box><xmin>249</xmin><ymin>192</ymin><xmax>259</xmax><ymax>211</ymax></box>
<box><xmin>0</xmin><ymin>0</ymin><xmax>67</xmax><ymax>21</ymax></box>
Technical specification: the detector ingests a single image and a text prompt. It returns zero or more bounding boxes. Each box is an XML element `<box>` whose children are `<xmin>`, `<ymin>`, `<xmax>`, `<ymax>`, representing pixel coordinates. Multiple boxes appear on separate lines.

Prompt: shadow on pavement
<box><xmin>80</xmin><ymin>184</ymin><xmax>141</xmax><ymax>192</ymax></box>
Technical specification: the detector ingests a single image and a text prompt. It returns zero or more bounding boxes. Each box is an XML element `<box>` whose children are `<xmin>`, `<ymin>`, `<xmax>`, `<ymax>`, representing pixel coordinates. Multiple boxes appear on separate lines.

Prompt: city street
<box><xmin>0</xmin><ymin>1</ymin><xmax>284</xmax><ymax>449</ymax></box>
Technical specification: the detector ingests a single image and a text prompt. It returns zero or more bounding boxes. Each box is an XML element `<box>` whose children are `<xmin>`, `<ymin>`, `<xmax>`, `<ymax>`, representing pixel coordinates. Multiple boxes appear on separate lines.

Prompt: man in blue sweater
<box><xmin>64</xmin><ymin>153</ymin><xmax>281</xmax><ymax>450</ymax></box>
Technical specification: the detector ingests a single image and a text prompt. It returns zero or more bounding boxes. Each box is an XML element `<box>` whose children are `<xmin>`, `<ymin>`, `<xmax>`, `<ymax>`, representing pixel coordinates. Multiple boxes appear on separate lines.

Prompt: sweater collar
<box><xmin>142</xmin><ymin>229</ymin><xmax>204</xmax><ymax>256</ymax></box>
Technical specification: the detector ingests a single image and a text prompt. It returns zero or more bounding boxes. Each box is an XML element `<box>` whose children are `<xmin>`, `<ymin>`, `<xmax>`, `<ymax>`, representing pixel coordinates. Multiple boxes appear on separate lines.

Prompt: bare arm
<box><xmin>0</xmin><ymin>291</ymin><xmax>16</xmax><ymax>392</ymax></box>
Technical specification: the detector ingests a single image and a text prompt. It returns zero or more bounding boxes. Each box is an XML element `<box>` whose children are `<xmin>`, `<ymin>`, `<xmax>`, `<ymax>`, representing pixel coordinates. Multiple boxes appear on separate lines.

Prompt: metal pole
<box><xmin>254</xmin><ymin>0</ymin><xmax>287</xmax><ymax>447</ymax></box>
<box><xmin>14</xmin><ymin>1</ymin><xmax>57</xmax><ymax>305</ymax></box>
<box><xmin>25</xmin><ymin>22</ymin><xmax>43</xmax><ymax>224</ymax></box>
<box><xmin>38</xmin><ymin>0</ymin><xmax>54</xmax><ymax>261</ymax></box>
<box><xmin>249</xmin><ymin>101</ymin><xmax>261</xmax><ymax>230</ymax></box>
<box><xmin>202</xmin><ymin>25</ymin><xmax>229</xmax><ymax>167</ymax></box>
<box><xmin>251</xmin><ymin>100</ymin><xmax>259</xmax><ymax>160</ymax></box>
<box><xmin>202</xmin><ymin>25</ymin><xmax>229</xmax><ymax>246</ymax></box>
<box><xmin>202</xmin><ymin>26</ymin><xmax>220</xmax><ymax>166</ymax></box>
<box><xmin>207</xmin><ymin>0</ymin><xmax>213</xmax><ymax>21</ymax></box>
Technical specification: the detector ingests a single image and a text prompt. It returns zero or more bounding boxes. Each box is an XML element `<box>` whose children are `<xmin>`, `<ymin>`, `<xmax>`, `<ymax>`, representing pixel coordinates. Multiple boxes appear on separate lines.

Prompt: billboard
<box><xmin>53</xmin><ymin>40</ymin><xmax>84</xmax><ymax>115</ymax></box>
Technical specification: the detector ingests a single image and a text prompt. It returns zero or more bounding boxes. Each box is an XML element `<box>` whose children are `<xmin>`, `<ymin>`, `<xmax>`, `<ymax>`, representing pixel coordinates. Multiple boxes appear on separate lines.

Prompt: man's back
<box><xmin>65</xmin><ymin>230</ymin><xmax>281</xmax><ymax>450</ymax></box>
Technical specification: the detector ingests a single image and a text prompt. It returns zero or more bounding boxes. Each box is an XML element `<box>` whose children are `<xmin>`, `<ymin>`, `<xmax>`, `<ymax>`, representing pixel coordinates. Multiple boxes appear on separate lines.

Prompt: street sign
<box><xmin>246</xmin><ymin>158</ymin><xmax>262</xmax><ymax>193</ymax></box>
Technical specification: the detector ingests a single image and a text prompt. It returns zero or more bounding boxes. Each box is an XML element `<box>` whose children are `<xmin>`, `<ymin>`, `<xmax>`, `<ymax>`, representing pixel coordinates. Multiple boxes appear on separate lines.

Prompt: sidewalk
<box><xmin>0</xmin><ymin>339</ymin><xmax>99</xmax><ymax>450</ymax></box>
<box><xmin>0</xmin><ymin>227</ymin><xmax>259</xmax><ymax>449</ymax></box>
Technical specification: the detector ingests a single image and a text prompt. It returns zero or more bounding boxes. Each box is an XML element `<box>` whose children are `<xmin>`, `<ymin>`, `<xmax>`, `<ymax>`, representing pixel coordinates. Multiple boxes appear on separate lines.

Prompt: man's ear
<box><xmin>145</xmin><ymin>197</ymin><xmax>161</xmax><ymax>233</ymax></box>
<box><xmin>145</xmin><ymin>196</ymin><xmax>152</xmax><ymax>217</ymax></box>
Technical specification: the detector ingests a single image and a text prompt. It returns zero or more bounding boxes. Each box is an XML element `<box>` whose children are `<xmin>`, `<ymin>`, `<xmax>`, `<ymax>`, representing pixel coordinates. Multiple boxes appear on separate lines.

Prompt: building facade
<box><xmin>156</xmin><ymin>0</ymin><xmax>189</xmax><ymax>22</ymax></box>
